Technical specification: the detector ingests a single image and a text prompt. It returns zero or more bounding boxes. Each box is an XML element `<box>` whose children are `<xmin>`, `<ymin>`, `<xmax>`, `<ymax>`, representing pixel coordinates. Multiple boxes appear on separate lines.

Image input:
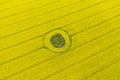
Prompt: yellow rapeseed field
<box><xmin>0</xmin><ymin>0</ymin><xmax>120</xmax><ymax>80</ymax></box>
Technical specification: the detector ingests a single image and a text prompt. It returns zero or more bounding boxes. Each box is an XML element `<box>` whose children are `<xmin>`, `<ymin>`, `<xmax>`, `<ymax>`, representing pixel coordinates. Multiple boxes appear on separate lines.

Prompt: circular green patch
<box><xmin>44</xmin><ymin>29</ymin><xmax>71</xmax><ymax>53</ymax></box>
<box><xmin>50</xmin><ymin>34</ymin><xmax>65</xmax><ymax>48</ymax></box>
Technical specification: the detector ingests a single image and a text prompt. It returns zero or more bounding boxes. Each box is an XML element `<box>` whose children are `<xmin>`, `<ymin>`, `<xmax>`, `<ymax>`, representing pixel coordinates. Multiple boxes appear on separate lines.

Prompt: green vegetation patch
<box><xmin>50</xmin><ymin>34</ymin><xmax>65</xmax><ymax>48</ymax></box>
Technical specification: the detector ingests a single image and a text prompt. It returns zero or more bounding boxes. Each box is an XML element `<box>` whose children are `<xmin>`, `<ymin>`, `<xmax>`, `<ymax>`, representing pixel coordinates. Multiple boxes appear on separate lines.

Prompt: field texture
<box><xmin>0</xmin><ymin>0</ymin><xmax>120</xmax><ymax>80</ymax></box>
